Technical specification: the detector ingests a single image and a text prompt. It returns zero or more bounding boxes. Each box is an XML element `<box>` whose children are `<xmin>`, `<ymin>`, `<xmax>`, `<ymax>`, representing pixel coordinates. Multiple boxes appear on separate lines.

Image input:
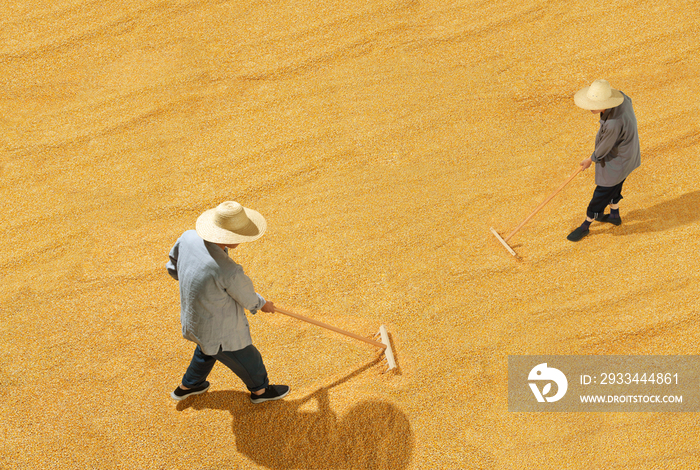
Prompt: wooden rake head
<box><xmin>490</xmin><ymin>227</ymin><xmax>517</xmax><ymax>257</ymax></box>
<box><xmin>374</xmin><ymin>325</ymin><xmax>397</xmax><ymax>372</ymax></box>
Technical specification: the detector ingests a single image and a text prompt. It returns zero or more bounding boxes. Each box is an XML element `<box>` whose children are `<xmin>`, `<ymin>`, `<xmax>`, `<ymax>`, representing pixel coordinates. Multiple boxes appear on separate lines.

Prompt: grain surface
<box><xmin>2</xmin><ymin>1</ymin><xmax>699</xmax><ymax>468</ymax></box>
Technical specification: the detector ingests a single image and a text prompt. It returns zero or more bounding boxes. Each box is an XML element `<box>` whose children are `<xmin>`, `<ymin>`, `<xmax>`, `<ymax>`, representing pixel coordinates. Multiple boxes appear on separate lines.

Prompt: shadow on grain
<box><xmin>608</xmin><ymin>190</ymin><xmax>700</xmax><ymax>236</ymax></box>
<box><xmin>177</xmin><ymin>361</ymin><xmax>414</xmax><ymax>470</ymax></box>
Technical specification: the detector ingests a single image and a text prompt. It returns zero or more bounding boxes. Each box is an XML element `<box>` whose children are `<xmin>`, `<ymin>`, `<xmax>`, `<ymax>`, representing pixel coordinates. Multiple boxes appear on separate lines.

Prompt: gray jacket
<box><xmin>166</xmin><ymin>230</ymin><xmax>266</xmax><ymax>355</ymax></box>
<box><xmin>590</xmin><ymin>92</ymin><xmax>641</xmax><ymax>186</ymax></box>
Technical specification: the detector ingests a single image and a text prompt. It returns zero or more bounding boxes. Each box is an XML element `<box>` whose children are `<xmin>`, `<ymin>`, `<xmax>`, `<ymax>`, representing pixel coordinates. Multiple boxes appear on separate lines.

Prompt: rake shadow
<box><xmin>176</xmin><ymin>360</ymin><xmax>414</xmax><ymax>470</ymax></box>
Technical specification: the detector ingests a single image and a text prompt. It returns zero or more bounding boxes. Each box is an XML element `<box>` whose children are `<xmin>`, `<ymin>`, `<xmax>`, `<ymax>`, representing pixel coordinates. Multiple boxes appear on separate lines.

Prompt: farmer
<box><xmin>567</xmin><ymin>79</ymin><xmax>641</xmax><ymax>242</ymax></box>
<box><xmin>166</xmin><ymin>201</ymin><xmax>290</xmax><ymax>403</ymax></box>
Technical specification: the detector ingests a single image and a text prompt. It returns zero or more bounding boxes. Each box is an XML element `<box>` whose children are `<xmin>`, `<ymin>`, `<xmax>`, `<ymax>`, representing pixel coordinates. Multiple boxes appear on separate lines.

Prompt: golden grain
<box><xmin>1</xmin><ymin>0</ymin><xmax>699</xmax><ymax>468</ymax></box>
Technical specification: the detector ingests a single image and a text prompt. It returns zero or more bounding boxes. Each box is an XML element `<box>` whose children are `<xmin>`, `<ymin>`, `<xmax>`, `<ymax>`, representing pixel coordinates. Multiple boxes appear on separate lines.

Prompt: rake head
<box><xmin>489</xmin><ymin>227</ymin><xmax>517</xmax><ymax>257</ymax></box>
<box><xmin>375</xmin><ymin>325</ymin><xmax>397</xmax><ymax>372</ymax></box>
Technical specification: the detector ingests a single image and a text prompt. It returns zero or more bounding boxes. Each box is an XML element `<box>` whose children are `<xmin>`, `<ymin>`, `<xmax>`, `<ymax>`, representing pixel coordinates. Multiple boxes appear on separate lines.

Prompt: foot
<box><xmin>567</xmin><ymin>226</ymin><xmax>589</xmax><ymax>242</ymax></box>
<box><xmin>171</xmin><ymin>381</ymin><xmax>210</xmax><ymax>401</ymax></box>
<box><xmin>250</xmin><ymin>385</ymin><xmax>291</xmax><ymax>404</ymax></box>
<box><xmin>597</xmin><ymin>213</ymin><xmax>622</xmax><ymax>226</ymax></box>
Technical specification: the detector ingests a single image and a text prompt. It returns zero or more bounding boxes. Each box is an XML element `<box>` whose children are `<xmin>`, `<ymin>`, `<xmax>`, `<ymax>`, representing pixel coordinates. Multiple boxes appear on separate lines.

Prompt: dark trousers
<box><xmin>182</xmin><ymin>344</ymin><xmax>269</xmax><ymax>392</ymax></box>
<box><xmin>586</xmin><ymin>179</ymin><xmax>625</xmax><ymax>219</ymax></box>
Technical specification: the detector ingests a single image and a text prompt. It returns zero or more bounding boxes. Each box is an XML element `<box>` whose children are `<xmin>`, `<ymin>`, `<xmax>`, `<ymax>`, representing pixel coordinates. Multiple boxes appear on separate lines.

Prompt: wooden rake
<box><xmin>273</xmin><ymin>306</ymin><xmax>397</xmax><ymax>372</ymax></box>
<box><xmin>490</xmin><ymin>166</ymin><xmax>583</xmax><ymax>257</ymax></box>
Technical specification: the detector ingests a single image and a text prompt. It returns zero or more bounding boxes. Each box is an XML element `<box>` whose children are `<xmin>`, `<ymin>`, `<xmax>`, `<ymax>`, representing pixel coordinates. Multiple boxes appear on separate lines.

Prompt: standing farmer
<box><xmin>567</xmin><ymin>79</ymin><xmax>641</xmax><ymax>241</ymax></box>
<box><xmin>166</xmin><ymin>201</ymin><xmax>290</xmax><ymax>403</ymax></box>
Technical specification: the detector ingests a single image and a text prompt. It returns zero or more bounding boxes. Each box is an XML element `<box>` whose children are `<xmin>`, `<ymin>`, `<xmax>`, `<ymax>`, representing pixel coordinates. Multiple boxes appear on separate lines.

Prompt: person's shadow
<box><xmin>601</xmin><ymin>190</ymin><xmax>700</xmax><ymax>236</ymax></box>
<box><xmin>176</xmin><ymin>360</ymin><xmax>414</xmax><ymax>470</ymax></box>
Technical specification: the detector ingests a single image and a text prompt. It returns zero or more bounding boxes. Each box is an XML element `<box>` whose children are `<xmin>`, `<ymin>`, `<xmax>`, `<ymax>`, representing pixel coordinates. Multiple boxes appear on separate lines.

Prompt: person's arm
<box><xmin>225</xmin><ymin>266</ymin><xmax>270</xmax><ymax>314</ymax></box>
<box><xmin>166</xmin><ymin>239</ymin><xmax>180</xmax><ymax>280</ymax></box>
<box><xmin>591</xmin><ymin>120</ymin><xmax>622</xmax><ymax>163</ymax></box>
<box><xmin>579</xmin><ymin>156</ymin><xmax>593</xmax><ymax>170</ymax></box>
<box><xmin>580</xmin><ymin>120</ymin><xmax>622</xmax><ymax>170</ymax></box>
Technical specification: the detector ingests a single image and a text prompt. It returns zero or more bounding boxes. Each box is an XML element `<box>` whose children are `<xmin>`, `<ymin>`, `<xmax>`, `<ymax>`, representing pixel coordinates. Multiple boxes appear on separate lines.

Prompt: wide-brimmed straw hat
<box><xmin>196</xmin><ymin>201</ymin><xmax>267</xmax><ymax>244</ymax></box>
<box><xmin>574</xmin><ymin>79</ymin><xmax>624</xmax><ymax>110</ymax></box>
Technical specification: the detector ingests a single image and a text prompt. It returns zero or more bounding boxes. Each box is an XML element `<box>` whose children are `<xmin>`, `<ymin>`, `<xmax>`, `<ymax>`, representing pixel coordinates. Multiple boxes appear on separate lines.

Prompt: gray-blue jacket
<box><xmin>590</xmin><ymin>92</ymin><xmax>641</xmax><ymax>186</ymax></box>
<box><xmin>166</xmin><ymin>230</ymin><xmax>266</xmax><ymax>355</ymax></box>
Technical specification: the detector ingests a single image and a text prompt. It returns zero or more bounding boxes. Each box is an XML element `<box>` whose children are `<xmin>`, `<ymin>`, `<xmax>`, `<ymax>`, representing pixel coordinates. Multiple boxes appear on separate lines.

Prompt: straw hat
<box><xmin>196</xmin><ymin>201</ymin><xmax>267</xmax><ymax>244</ymax></box>
<box><xmin>574</xmin><ymin>79</ymin><xmax>624</xmax><ymax>110</ymax></box>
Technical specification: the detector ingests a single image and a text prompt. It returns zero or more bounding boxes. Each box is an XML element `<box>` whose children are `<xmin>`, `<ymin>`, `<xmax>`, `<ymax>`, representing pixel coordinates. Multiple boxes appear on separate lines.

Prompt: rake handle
<box><xmin>273</xmin><ymin>307</ymin><xmax>386</xmax><ymax>350</ymax></box>
<box><xmin>505</xmin><ymin>166</ymin><xmax>583</xmax><ymax>241</ymax></box>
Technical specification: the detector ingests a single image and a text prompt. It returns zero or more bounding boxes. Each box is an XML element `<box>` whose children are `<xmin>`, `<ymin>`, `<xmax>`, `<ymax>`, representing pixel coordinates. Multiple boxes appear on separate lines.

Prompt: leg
<box><xmin>586</xmin><ymin>185</ymin><xmax>617</xmax><ymax>221</ymax></box>
<box><xmin>610</xmin><ymin>178</ymin><xmax>625</xmax><ymax>206</ymax></box>
<box><xmin>181</xmin><ymin>345</ymin><xmax>217</xmax><ymax>388</ymax></box>
<box><xmin>599</xmin><ymin>179</ymin><xmax>625</xmax><ymax>225</ymax></box>
<box><xmin>568</xmin><ymin>184</ymin><xmax>615</xmax><ymax>241</ymax></box>
<box><xmin>213</xmin><ymin>344</ymin><xmax>270</xmax><ymax>393</ymax></box>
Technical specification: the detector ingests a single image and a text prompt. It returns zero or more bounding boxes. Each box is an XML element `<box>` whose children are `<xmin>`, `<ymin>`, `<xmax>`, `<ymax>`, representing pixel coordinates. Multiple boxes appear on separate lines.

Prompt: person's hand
<box><xmin>261</xmin><ymin>301</ymin><xmax>275</xmax><ymax>313</ymax></box>
<box><xmin>580</xmin><ymin>157</ymin><xmax>593</xmax><ymax>170</ymax></box>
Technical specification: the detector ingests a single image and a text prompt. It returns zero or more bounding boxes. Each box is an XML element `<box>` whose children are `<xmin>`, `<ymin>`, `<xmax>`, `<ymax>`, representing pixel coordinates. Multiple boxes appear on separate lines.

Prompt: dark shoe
<box><xmin>250</xmin><ymin>385</ymin><xmax>290</xmax><ymax>404</ymax></box>
<box><xmin>567</xmin><ymin>226</ymin><xmax>589</xmax><ymax>242</ymax></box>
<box><xmin>171</xmin><ymin>381</ymin><xmax>210</xmax><ymax>401</ymax></box>
<box><xmin>597</xmin><ymin>214</ymin><xmax>622</xmax><ymax>226</ymax></box>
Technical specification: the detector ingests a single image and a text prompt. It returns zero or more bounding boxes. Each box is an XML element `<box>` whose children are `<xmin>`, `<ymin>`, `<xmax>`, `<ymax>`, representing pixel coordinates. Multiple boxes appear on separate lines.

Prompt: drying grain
<box><xmin>1</xmin><ymin>0</ymin><xmax>699</xmax><ymax>469</ymax></box>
